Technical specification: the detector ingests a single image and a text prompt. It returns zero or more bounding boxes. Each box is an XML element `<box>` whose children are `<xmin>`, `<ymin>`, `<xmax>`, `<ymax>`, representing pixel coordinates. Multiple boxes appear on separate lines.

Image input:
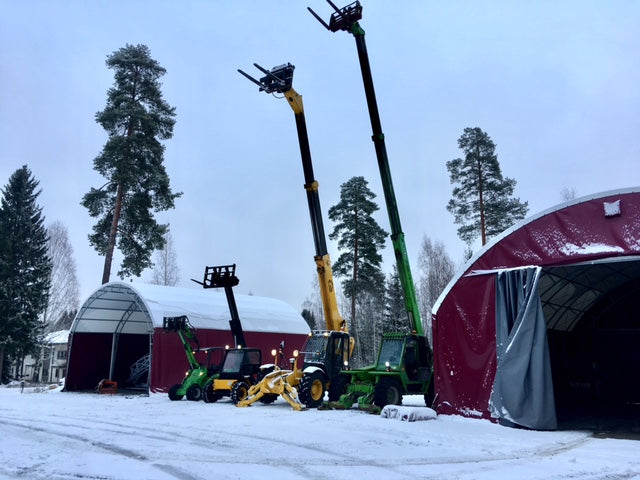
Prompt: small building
<box><xmin>432</xmin><ymin>188</ymin><xmax>640</xmax><ymax>430</ymax></box>
<box><xmin>65</xmin><ymin>282</ymin><xmax>311</xmax><ymax>393</ymax></box>
<box><xmin>10</xmin><ymin>329</ymin><xmax>69</xmax><ymax>384</ymax></box>
<box><xmin>41</xmin><ymin>330</ymin><xmax>69</xmax><ymax>384</ymax></box>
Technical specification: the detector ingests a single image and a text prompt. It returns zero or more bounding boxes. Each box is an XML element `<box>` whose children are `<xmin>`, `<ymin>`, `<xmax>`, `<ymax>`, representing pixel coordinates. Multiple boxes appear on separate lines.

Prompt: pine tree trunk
<box><xmin>351</xmin><ymin>210</ymin><xmax>359</xmax><ymax>360</ymax></box>
<box><xmin>101</xmin><ymin>183</ymin><xmax>124</xmax><ymax>284</ymax></box>
<box><xmin>476</xmin><ymin>147</ymin><xmax>487</xmax><ymax>246</ymax></box>
<box><xmin>0</xmin><ymin>346</ymin><xmax>4</xmax><ymax>383</ymax></box>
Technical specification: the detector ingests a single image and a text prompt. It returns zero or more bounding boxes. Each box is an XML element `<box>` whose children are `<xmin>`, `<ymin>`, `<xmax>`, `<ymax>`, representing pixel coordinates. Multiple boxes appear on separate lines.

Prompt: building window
<box><xmin>56</xmin><ymin>350</ymin><xmax>67</xmax><ymax>360</ymax></box>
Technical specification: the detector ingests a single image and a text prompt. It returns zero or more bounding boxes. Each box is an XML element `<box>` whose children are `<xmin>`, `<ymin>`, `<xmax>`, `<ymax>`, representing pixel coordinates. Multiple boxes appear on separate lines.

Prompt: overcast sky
<box><xmin>1</xmin><ymin>1</ymin><xmax>639</xmax><ymax>313</ymax></box>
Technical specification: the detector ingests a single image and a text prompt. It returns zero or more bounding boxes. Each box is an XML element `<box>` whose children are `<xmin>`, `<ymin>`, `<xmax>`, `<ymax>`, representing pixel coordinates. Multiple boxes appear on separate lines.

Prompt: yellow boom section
<box><xmin>315</xmin><ymin>253</ymin><xmax>346</xmax><ymax>332</ymax></box>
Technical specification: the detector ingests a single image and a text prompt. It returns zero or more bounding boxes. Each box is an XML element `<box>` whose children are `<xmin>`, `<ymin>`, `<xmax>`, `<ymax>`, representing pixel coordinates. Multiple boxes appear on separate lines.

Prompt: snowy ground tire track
<box><xmin>1</xmin><ymin>389</ymin><xmax>639</xmax><ymax>480</ymax></box>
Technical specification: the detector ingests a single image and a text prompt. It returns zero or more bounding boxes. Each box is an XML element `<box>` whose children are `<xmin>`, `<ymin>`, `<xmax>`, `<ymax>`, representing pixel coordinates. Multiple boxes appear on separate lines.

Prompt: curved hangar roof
<box><xmin>72</xmin><ymin>282</ymin><xmax>310</xmax><ymax>336</ymax></box>
<box><xmin>434</xmin><ymin>187</ymin><xmax>640</xmax><ymax>328</ymax></box>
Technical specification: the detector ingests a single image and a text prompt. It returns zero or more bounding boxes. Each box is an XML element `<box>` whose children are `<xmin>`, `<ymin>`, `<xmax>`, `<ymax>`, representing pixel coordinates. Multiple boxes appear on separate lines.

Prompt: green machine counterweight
<box><xmin>310</xmin><ymin>0</ymin><xmax>433</xmax><ymax>410</ymax></box>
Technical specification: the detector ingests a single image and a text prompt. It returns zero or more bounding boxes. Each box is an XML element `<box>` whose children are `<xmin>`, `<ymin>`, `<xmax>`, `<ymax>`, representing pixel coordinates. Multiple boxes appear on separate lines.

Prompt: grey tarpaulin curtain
<box><xmin>489</xmin><ymin>267</ymin><xmax>557</xmax><ymax>430</ymax></box>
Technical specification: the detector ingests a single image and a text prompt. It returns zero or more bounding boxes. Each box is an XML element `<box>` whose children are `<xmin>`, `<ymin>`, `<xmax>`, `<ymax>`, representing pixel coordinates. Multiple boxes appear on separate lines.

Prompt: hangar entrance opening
<box><xmin>540</xmin><ymin>258</ymin><xmax>640</xmax><ymax>434</ymax></box>
<box><xmin>66</xmin><ymin>284</ymin><xmax>153</xmax><ymax>392</ymax></box>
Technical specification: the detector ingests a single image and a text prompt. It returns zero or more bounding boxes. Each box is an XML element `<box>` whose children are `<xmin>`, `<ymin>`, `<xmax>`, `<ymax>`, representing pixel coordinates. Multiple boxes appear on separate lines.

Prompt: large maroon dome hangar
<box><xmin>431</xmin><ymin>187</ymin><xmax>640</xmax><ymax>430</ymax></box>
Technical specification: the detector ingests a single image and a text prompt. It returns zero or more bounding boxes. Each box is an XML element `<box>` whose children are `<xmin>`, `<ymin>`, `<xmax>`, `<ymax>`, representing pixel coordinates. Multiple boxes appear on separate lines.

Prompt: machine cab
<box><xmin>219</xmin><ymin>348</ymin><xmax>262</xmax><ymax>380</ymax></box>
<box><xmin>301</xmin><ymin>330</ymin><xmax>351</xmax><ymax>377</ymax></box>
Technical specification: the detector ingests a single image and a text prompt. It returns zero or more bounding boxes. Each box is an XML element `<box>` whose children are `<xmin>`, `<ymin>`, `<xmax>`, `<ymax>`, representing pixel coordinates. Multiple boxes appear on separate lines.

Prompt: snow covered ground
<box><xmin>1</xmin><ymin>385</ymin><xmax>639</xmax><ymax>480</ymax></box>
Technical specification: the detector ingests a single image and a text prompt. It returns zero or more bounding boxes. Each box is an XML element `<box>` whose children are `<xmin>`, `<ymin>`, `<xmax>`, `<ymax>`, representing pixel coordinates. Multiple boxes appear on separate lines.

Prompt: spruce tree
<box><xmin>82</xmin><ymin>44</ymin><xmax>181</xmax><ymax>283</ymax></box>
<box><xmin>328</xmin><ymin>176</ymin><xmax>387</xmax><ymax>360</ymax></box>
<box><xmin>384</xmin><ymin>265</ymin><xmax>408</xmax><ymax>333</ymax></box>
<box><xmin>0</xmin><ymin>166</ymin><xmax>52</xmax><ymax>381</ymax></box>
<box><xmin>446</xmin><ymin>127</ymin><xmax>528</xmax><ymax>246</ymax></box>
<box><xmin>300</xmin><ymin>308</ymin><xmax>318</xmax><ymax>331</ymax></box>
<box><xmin>329</xmin><ymin>177</ymin><xmax>387</xmax><ymax>296</ymax></box>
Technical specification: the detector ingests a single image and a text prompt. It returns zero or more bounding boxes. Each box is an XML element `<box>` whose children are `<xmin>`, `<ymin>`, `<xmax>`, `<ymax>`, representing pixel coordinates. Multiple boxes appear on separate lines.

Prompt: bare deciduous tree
<box><xmin>301</xmin><ymin>275</ymin><xmax>323</xmax><ymax>331</ymax></box>
<box><xmin>150</xmin><ymin>232</ymin><xmax>180</xmax><ymax>286</ymax></box>
<box><xmin>45</xmin><ymin>220</ymin><xmax>80</xmax><ymax>331</ymax></box>
<box><xmin>560</xmin><ymin>187</ymin><xmax>577</xmax><ymax>202</ymax></box>
<box><xmin>417</xmin><ymin>236</ymin><xmax>456</xmax><ymax>343</ymax></box>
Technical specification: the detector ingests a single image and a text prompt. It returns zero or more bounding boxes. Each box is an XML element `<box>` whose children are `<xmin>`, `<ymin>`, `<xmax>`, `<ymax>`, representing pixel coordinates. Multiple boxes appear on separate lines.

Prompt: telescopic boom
<box><xmin>238</xmin><ymin>63</ymin><xmax>347</xmax><ymax>334</ymax></box>
<box><xmin>309</xmin><ymin>0</ymin><xmax>423</xmax><ymax>336</ymax></box>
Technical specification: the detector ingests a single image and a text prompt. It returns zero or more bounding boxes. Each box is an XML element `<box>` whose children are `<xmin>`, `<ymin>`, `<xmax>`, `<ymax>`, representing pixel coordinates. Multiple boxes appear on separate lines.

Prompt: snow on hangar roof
<box><xmin>433</xmin><ymin>186</ymin><xmax>640</xmax><ymax>316</ymax></box>
<box><xmin>71</xmin><ymin>281</ymin><xmax>310</xmax><ymax>336</ymax></box>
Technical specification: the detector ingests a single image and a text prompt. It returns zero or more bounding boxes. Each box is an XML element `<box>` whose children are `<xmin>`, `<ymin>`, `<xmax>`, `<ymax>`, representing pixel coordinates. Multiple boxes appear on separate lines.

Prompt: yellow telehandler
<box><xmin>237</xmin><ymin>63</ymin><xmax>353</xmax><ymax>408</ymax></box>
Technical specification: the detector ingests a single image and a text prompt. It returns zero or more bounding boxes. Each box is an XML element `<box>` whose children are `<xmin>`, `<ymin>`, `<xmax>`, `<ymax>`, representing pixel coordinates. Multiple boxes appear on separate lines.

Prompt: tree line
<box><xmin>0</xmin><ymin>43</ymin><xmax>530</xmax><ymax>380</ymax></box>
<box><xmin>303</xmin><ymin>128</ymin><xmax>528</xmax><ymax>365</ymax></box>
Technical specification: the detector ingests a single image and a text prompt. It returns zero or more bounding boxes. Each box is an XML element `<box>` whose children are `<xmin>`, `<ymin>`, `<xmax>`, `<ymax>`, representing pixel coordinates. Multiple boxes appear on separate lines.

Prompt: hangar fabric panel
<box><xmin>490</xmin><ymin>267</ymin><xmax>556</xmax><ymax>430</ymax></box>
<box><xmin>65</xmin><ymin>282</ymin><xmax>310</xmax><ymax>392</ymax></box>
<box><xmin>432</xmin><ymin>188</ymin><xmax>640</xmax><ymax>429</ymax></box>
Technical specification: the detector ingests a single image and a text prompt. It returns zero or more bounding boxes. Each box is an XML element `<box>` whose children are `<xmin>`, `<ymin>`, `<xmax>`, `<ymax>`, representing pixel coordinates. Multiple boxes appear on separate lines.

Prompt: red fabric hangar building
<box><xmin>432</xmin><ymin>188</ymin><xmax>640</xmax><ymax>430</ymax></box>
<box><xmin>65</xmin><ymin>282</ymin><xmax>310</xmax><ymax>393</ymax></box>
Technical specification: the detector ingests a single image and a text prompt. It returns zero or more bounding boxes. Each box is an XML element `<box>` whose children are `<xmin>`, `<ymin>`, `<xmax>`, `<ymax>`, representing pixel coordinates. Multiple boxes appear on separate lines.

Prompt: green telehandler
<box><xmin>309</xmin><ymin>0</ymin><xmax>434</xmax><ymax>411</ymax></box>
<box><xmin>164</xmin><ymin>315</ymin><xmax>226</xmax><ymax>401</ymax></box>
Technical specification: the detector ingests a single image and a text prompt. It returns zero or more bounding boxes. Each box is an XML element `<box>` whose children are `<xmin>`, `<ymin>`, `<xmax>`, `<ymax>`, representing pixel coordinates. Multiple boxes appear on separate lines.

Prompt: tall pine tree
<box><xmin>328</xmin><ymin>176</ymin><xmax>387</xmax><ymax>362</ymax></box>
<box><xmin>446</xmin><ymin>127</ymin><xmax>528</xmax><ymax>246</ymax></box>
<box><xmin>0</xmin><ymin>166</ymin><xmax>52</xmax><ymax>382</ymax></box>
<box><xmin>82</xmin><ymin>44</ymin><xmax>181</xmax><ymax>283</ymax></box>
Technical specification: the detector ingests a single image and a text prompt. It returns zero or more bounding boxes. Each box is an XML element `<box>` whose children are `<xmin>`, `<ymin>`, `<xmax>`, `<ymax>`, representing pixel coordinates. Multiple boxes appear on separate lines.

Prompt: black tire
<box><xmin>259</xmin><ymin>394</ymin><xmax>278</xmax><ymax>404</ymax></box>
<box><xmin>202</xmin><ymin>380</ymin><xmax>220</xmax><ymax>403</ymax></box>
<box><xmin>230</xmin><ymin>381</ymin><xmax>249</xmax><ymax>405</ymax></box>
<box><xmin>374</xmin><ymin>378</ymin><xmax>402</xmax><ymax>408</ymax></box>
<box><xmin>257</xmin><ymin>365</ymin><xmax>275</xmax><ymax>381</ymax></box>
<box><xmin>299</xmin><ymin>371</ymin><xmax>326</xmax><ymax>408</ymax></box>
<box><xmin>328</xmin><ymin>374</ymin><xmax>350</xmax><ymax>402</ymax></box>
<box><xmin>186</xmin><ymin>384</ymin><xmax>203</xmax><ymax>401</ymax></box>
<box><xmin>168</xmin><ymin>384</ymin><xmax>183</xmax><ymax>401</ymax></box>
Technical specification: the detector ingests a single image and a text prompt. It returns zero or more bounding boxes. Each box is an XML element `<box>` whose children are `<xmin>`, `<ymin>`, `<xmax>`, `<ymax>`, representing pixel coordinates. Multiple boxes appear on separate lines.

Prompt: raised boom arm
<box><xmin>192</xmin><ymin>264</ymin><xmax>246</xmax><ymax>348</ymax></box>
<box><xmin>309</xmin><ymin>1</ymin><xmax>423</xmax><ymax>336</ymax></box>
<box><xmin>238</xmin><ymin>63</ymin><xmax>347</xmax><ymax>334</ymax></box>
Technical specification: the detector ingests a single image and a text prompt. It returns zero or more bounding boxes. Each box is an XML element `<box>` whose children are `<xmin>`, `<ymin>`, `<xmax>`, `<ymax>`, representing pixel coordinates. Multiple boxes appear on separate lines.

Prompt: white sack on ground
<box><xmin>381</xmin><ymin>405</ymin><xmax>437</xmax><ymax>422</ymax></box>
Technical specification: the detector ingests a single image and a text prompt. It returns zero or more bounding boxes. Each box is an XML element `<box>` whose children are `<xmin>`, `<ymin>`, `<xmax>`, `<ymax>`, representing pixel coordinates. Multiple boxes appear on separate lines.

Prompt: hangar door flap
<box><xmin>490</xmin><ymin>267</ymin><xmax>557</xmax><ymax>430</ymax></box>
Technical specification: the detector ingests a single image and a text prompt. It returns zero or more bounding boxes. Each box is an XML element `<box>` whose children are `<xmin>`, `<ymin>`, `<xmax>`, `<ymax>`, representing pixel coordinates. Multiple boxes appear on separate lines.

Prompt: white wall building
<box><xmin>11</xmin><ymin>330</ymin><xmax>70</xmax><ymax>384</ymax></box>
